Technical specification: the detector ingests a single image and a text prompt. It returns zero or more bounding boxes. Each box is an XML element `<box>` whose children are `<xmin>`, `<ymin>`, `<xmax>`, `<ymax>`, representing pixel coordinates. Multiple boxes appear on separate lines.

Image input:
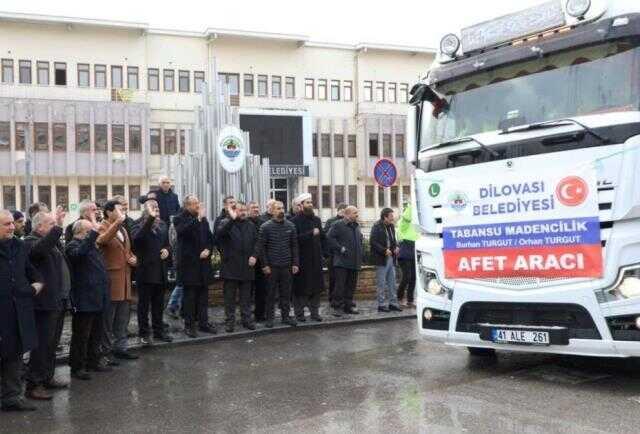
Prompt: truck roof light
<box><xmin>566</xmin><ymin>0</ymin><xmax>591</xmax><ymax>19</ymax></box>
<box><xmin>440</xmin><ymin>34</ymin><xmax>460</xmax><ymax>57</ymax></box>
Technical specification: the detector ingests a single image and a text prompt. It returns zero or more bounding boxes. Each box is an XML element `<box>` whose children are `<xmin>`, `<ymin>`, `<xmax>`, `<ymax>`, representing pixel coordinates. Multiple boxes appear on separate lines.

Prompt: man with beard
<box><xmin>247</xmin><ymin>201</ymin><xmax>267</xmax><ymax>322</ymax></box>
<box><xmin>256</xmin><ymin>201</ymin><xmax>299</xmax><ymax>328</ymax></box>
<box><xmin>291</xmin><ymin>194</ymin><xmax>327</xmax><ymax>322</ymax></box>
<box><xmin>213</xmin><ymin>196</ymin><xmax>236</xmax><ymax>246</ymax></box>
<box><xmin>323</xmin><ymin>203</ymin><xmax>347</xmax><ymax>306</ymax></box>
<box><xmin>260</xmin><ymin>199</ymin><xmax>276</xmax><ymax>223</ymax></box>
<box><xmin>12</xmin><ymin>211</ymin><xmax>26</xmax><ymax>239</ymax></box>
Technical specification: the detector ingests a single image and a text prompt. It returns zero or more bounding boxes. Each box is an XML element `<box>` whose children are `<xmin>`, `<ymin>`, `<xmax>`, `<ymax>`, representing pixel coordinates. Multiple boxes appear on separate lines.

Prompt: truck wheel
<box><xmin>467</xmin><ymin>347</ymin><xmax>496</xmax><ymax>357</ymax></box>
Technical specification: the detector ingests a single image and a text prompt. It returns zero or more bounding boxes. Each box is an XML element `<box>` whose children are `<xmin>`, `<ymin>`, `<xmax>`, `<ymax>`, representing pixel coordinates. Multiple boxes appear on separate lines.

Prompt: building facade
<box><xmin>0</xmin><ymin>12</ymin><xmax>434</xmax><ymax>225</ymax></box>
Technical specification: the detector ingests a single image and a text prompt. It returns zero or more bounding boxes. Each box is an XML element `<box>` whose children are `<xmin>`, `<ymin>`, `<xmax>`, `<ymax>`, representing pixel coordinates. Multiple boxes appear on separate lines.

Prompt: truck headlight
<box><xmin>611</xmin><ymin>266</ymin><xmax>640</xmax><ymax>299</ymax></box>
<box><xmin>418</xmin><ymin>265</ymin><xmax>447</xmax><ymax>296</ymax></box>
<box><xmin>566</xmin><ymin>0</ymin><xmax>591</xmax><ymax>18</ymax></box>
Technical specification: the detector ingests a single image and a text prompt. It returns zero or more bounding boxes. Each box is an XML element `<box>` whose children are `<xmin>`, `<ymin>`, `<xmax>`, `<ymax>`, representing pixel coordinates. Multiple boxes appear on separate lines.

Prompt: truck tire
<box><xmin>467</xmin><ymin>347</ymin><xmax>496</xmax><ymax>357</ymax></box>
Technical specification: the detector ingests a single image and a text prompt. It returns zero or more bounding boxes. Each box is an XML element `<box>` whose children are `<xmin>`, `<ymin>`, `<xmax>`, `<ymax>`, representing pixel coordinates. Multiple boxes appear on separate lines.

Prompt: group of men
<box><xmin>0</xmin><ymin>174</ymin><xmax>416</xmax><ymax>412</ymax></box>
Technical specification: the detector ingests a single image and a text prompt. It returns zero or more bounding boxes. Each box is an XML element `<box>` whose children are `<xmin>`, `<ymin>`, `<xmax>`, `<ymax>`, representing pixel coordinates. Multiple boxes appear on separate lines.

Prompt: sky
<box><xmin>1</xmin><ymin>0</ymin><xmax>547</xmax><ymax>48</ymax></box>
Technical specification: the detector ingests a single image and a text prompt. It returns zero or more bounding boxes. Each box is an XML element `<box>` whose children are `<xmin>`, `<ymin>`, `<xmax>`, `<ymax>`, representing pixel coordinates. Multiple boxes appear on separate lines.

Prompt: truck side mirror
<box><xmin>406</xmin><ymin>105</ymin><xmax>418</xmax><ymax>166</ymax></box>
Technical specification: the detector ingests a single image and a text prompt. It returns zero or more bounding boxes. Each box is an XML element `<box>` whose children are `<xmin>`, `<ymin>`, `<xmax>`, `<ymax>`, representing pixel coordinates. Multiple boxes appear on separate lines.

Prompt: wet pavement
<box><xmin>4</xmin><ymin>319</ymin><xmax>640</xmax><ymax>433</ymax></box>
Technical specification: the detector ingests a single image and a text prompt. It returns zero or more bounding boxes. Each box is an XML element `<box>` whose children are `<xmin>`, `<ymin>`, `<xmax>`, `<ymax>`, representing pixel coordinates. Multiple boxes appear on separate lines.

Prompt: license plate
<box><xmin>491</xmin><ymin>329</ymin><xmax>550</xmax><ymax>345</ymax></box>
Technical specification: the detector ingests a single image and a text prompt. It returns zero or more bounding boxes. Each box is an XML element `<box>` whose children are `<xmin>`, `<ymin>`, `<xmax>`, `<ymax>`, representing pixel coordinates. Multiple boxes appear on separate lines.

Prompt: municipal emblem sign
<box><xmin>217</xmin><ymin>125</ymin><xmax>246</xmax><ymax>173</ymax></box>
<box><xmin>373</xmin><ymin>159</ymin><xmax>397</xmax><ymax>188</ymax></box>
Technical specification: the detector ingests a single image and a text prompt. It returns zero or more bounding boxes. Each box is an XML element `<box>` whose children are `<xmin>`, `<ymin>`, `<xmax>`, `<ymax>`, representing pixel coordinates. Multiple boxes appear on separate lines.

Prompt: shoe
<box><xmin>331</xmin><ymin>308</ymin><xmax>343</xmax><ymax>317</ymax></box>
<box><xmin>113</xmin><ymin>351</ymin><xmax>139</xmax><ymax>360</ymax></box>
<box><xmin>265</xmin><ymin>320</ymin><xmax>274</xmax><ymax>328</ymax></box>
<box><xmin>1</xmin><ymin>399</ymin><xmax>37</xmax><ymax>412</ymax></box>
<box><xmin>71</xmin><ymin>370</ymin><xmax>92</xmax><ymax>381</ymax></box>
<box><xmin>26</xmin><ymin>385</ymin><xmax>53</xmax><ymax>401</ymax></box>
<box><xmin>44</xmin><ymin>379</ymin><xmax>69</xmax><ymax>390</ymax></box>
<box><xmin>166</xmin><ymin>308</ymin><xmax>180</xmax><ymax>319</ymax></box>
<box><xmin>185</xmin><ymin>327</ymin><xmax>198</xmax><ymax>338</ymax></box>
<box><xmin>378</xmin><ymin>306</ymin><xmax>390</xmax><ymax>313</ymax></box>
<box><xmin>199</xmin><ymin>324</ymin><xmax>218</xmax><ymax>334</ymax></box>
<box><xmin>282</xmin><ymin>317</ymin><xmax>297</xmax><ymax>327</ymax></box>
<box><xmin>88</xmin><ymin>364</ymin><xmax>113</xmax><ymax>373</ymax></box>
<box><xmin>154</xmin><ymin>334</ymin><xmax>174</xmax><ymax>343</ymax></box>
<box><xmin>225</xmin><ymin>323</ymin><xmax>235</xmax><ymax>333</ymax></box>
<box><xmin>344</xmin><ymin>308</ymin><xmax>360</xmax><ymax>315</ymax></box>
<box><xmin>243</xmin><ymin>322</ymin><xmax>256</xmax><ymax>331</ymax></box>
<box><xmin>140</xmin><ymin>336</ymin><xmax>153</xmax><ymax>346</ymax></box>
<box><xmin>310</xmin><ymin>315</ymin><xmax>323</xmax><ymax>322</ymax></box>
<box><xmin>389</xmin><ymin>305</ymin><xmax>403</xmax><ymax>312</ymax></box>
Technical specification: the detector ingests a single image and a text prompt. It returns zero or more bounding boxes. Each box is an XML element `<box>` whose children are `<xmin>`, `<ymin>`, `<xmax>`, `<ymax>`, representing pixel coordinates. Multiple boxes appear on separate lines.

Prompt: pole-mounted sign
<box><xmin>217</xmin><ymin>125</ymin><xmax>246</xmax><ymax>173</ymax></box>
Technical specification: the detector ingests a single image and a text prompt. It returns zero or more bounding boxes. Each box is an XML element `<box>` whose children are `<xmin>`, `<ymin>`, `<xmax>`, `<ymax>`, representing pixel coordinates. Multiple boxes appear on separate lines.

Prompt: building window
<box><xmin>365</xmin><ymin>185</ymin><xmax>374</xmax><ymax>208</ymax></box>
<box><xmin>179</xmin><ymin>70</ymin><xmax>190</xmax><ymax>92</ymax></box>
<box><xmin>271</xmin><ymin>75</ymin><xmax>281</xmax><ymax>98</ymax></box>
<box><xmin>164</xmin><ymin>129</ymin><xmax>177</xmax><ymax>154</ymax></box>
<box><xmin>0</xmin><ymin>122</ymin><xmax>10</xmax><ymax>150</ymax></box>
<box><xmin>180</xmin><ymin>130</ymin><xmax>186</xmax><ymax>154</ymax></box>
<box><xmin>369</xmin><ymin>133</ymin><xmax>379</xmax><ymax>156</ymax></box>
<box><xmin>334</xmin><ymin>186</ymin><xmax>345</xmax><ymax>208</ymax></box>
<box><xmin>95</xmin><ymin>64</ymin><xmax>106</xmax><ymax>88</ymax></box>
<box><xmin>19</xmin><ymin>60</ymin><xmax>31</xmax><ymax>84</ymax></box>
<box><xmin>378</xmin><ymin>187</ymin><xmax>385</xmax><ymax>208</ymax></box>
<box><xmin>163</xmin><ymin>69</ymin><xmax>174</xmax><ymax>92</ymax></box>
<box><xmin>285</xmin><ymin>76</ymin><xmax>295</xmax><ymax>98</ymax></box>
<box><xmin>243</xmin><ymin>74</ymin><xmax>254</xmax><ymax>96</ymax></box>
<box><xmin>112</xmin><ymin>185</ymin><xmax>125</xmax><ymax>198</ymax></box>
<box><xmin>348</xmin><ymin>185</ymin><xmax>358</xmax><ymax>208</ymax></box>
<box><xmin>53</xmin><ymin>123</ymin><xmax>66</xmax><ymax>151</ymax></box>
<box><xmin>376</xmin><ymin>81</ymin><xmax>385</xmax><ymax>103</ymax></box>
<box><xmin>348</xmin><ymin>134</ymin><xmax>357</xmax><ymax>157</ymax></box>
<box><xmin>334</xmin><ymin>134</ymin><xmax>344</xmax><ymax>157</ymax></box>
<box><xmin>402</xmin><ymin>185</ymin><xmax>411</xmax><ymax>204</ymax></box>
<box><xmin>400</xmin><ymin>83</ymin><xmax>408</xmax><ymax>103</ymax></box>
<box><xmin>317</xmin><ymin>79</ymin><xmax>327</xmax><ymax>100</ymax></box>
<box><xmin>129</xmin><ymin>125</ymin><xmax>141</xmax><ymax>152</ymax></box>
<box><xmin>77</xmin><ymin>63</ymin><xmax>90</xmax><ymax>87</ymax></box>
<box><xmin>54</xmin><ymin>62</ymin><xmax>67</xmax><ymax>86</ymax></box>
<box><xmin>3</xmin><ymin>186</ymin><xmax>16</xmax><ymax>210</ymax></box>
<box><xmin>148</xmin><ymin>68</ymin><xmax>159</xmax><ymax>91</ymax></box>
<box><xmin>75</xmin><ymin>124</ymin><xmax>90</xmax><ymax>152</ymax></box>
<box><xmin>218</xmin><ymin>73</ymin><xmax>239</xmax><ymax>96</ymax></box>
<box><xmin>391</xmin><ymin>186</ymin><xmax>399</xmax><ymax>208</ymax></box>
<box><xmin>257</xmin><ymin>75</ymin><xmax>268</xmax><ymax>97</ymax></box>
<box><xmin>312</xmin><ymin>133</ymin><xmax>318</xmax><ymax>157</ymax></box>
<box><xmin>128</xmin><ymin>66</ymin><xmax>139</xmax><ymax>90</ymax></box>
<box><xmin>363</xmin><ymin>81</ymin><xmax>372</xmax><ymax>102</ymax></box>
<box><xmin>95</xmin><ymin>124</ymin><xmax>107</xmax><ymax>152</ymax></box>
<box><xmin>56</xmin><ymin>186</ymin><xmax>69</xmax><ymax>211</ymax></box>
<box><xmin>396</xmin><ymin>134</ymin><xmax>405</xmax><ymax>158</ymax></box>
<box><xmin>305</xmin><ymin>78</ymin><xmax>314</xmax><ymax>99</ymax></box>
<box><xmin>111</xmin><ymin>66</ymin><xmax>123</xmax><ymax>88</ymax></box>
<box><xmin>331</xmin><ymin>80</ymin><xmax>340</xmax><ymax>101</ymax></box>
<box><xmin>388</xmin><ymin>82</ymin><xmax>397</xmax><ymax>103</ymax></box>
<box><xmin>95</xmin><ymin>185</ymin><xmax>108</xmax><ymax>206</ymax></box>
<box><xmin>194</xmin><ymin>71</ymin><xmax>205</xmax><ymax>93</ymax></box>
<box><xmin>308</xmin><ymin>186</ymin><xmax>318</xmax><ymax>207</ymax></box>
<box><xmin>15</xmin><ymin>122</ymin><xmax>27</xmax><ymax>150</ymax></box>
<box><xmin>19</xmin><ymin>185</ymin><xmax>34</xmax><ymax>211</ymax></box>
<box><xmin>343</xmin><ymin>80</ymin><xmax>353</xmax><ymax>102</ymax></box>
<box><xmin>112</xmin><ymin>124</ymin><xmax>125</xmax><ymax>152</ymax></box>
<box><xmin>383</xmin><ymin>134</ymin><xmax>392</xmax><ymax>157</ymax></box>
<box><xmin>1</xmin><ymin>59</ymin><xmax>13</xmax><ymax>84</ymax></box>
<box><xmin>38</xmin><ymin>186</ymin><xmax>51</xmax><ymax>209</ymax></box>
<box><xmin>321</xmin><ymin>186</ymin><xmax>331</xmax><ymax>209</ymax></box>
<box><xmin>37</xmin><ymin>61</ymin><xmax>49</xmax><ymax>85</ymax></box>
<box><xmin>321</xmin><ymin>133</ymin><xmax>330</xmax><ymax>157</ymax></box>
<box><xmin>150</xmin><ymin>128</ymin><xmax>161</xmax><ymax>154</ymax></box>
<box><xmin>35</xmin><ymin>123</ymin><xmax>49</xmax><ymax>151</ymax></box>
<box><xmin>79</xmin><ymin>185</ymin><xmax>92</xmax><ymax>201</ymax></box>
<box><xmin>129</xmin><ymin>185</ymin><xmax>141</xmax><ymax>211</ymax></box>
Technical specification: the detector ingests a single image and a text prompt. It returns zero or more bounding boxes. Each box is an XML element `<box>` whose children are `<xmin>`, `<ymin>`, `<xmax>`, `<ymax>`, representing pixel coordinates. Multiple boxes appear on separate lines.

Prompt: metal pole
<box><xmin>25</xmin><ymin>107</ymin><xmax>33</xmax><ymax>209</ymax></box>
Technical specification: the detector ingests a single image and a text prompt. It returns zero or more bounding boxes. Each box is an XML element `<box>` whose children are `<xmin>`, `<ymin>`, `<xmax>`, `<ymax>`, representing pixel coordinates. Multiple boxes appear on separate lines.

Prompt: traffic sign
<box><xmin>373</xmin><ymin>159</ymin><xmax>397</xmax><ymax>188</ymax></box>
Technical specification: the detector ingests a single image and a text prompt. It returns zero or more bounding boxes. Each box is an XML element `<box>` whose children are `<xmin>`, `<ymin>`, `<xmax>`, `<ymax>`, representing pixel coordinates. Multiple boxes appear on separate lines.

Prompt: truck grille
<box><xmin>456</xmin><ymin>302</ymin><xmax>601</xmax><ymax>339</ymax></box>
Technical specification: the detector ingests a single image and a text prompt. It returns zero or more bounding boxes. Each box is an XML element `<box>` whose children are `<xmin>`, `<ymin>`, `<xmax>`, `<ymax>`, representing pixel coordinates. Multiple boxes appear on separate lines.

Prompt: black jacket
<box><xmin>174</xmin><ymin>209</ymin><xmax>214</xmax><ymax>286</ymax></box>
<box><xmin>0</xmin><ymin>238</ymin><xmax>41</xmax><ymax>358</ymax></box>
<box><xmin>132</xmin><ymin>216</ymin><xmax>170</xmax><ymax>286</ymax></box>
<box><xmin>327</xmin><ymin>219</ymin><xmax>364</xmax><ymax>270</ymax></box>
<box><xmin>291</xmin><ymin>213</ymin><xmax>326</xmax><ymax>295</ymax></box>
<box><xmin>213</xmin><ymin>209</ymin><xmax>231</xmax><ymax>250</ymax></box>
<box><xmin>217</xmin><ymin>218</ymin><xmax>258</xmax><ymax>281</ymax></box>
<box><xmin>155</xmin><ymin>189</ymin><xmax>180</xmax><ymax>225</ymax></box>
<box><xmin>65</xmin><ymin>231</ymin><xmax>110</xmax><ymax>313</ymax></box>
<box><xmin>64</xmin><ymin>218</ymin><xmax>83</xmax><ymax>244</ymax></box>
<box><xmin>324</xmin><ymin>215</ymin><xmax>343</xmax><ymax>234</ymax></box>
<box><xmin>369</xmin><ymin>220</ymin><xmax>398</xmax><ymax>266</ymax></box>
<box><xmin>257</xmin><ymin>219</ymin><xmax>299</xmax><ymax>268</ymax></box>
<box><xmin>24</xmin><ymin>226</ymin><xmax>67</xmax><ymax>311</ymax></box>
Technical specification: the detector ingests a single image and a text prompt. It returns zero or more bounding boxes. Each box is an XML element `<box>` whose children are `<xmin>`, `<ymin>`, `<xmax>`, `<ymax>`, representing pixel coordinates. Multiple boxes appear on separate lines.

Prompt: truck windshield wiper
<box><xmin>500</xmin><ymin>118</ymin><xmax>610</xmax><ymax>145</ymax></box>
<box><xmin>432</xmin><ymin>136</ymin><xmax>500</xmax><ymax>157</ymax></box>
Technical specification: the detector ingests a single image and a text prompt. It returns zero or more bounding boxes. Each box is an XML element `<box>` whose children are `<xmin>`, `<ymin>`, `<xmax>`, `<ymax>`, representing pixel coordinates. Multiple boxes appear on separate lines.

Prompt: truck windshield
<box><xmin>421</xmin><ymin>40</ymin><xmax>640</xmax><ymax>151</ymax></box>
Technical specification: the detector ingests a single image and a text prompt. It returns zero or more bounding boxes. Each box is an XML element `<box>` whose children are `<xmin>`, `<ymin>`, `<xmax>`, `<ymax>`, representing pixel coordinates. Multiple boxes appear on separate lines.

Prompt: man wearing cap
<box><xmin>11</xmin><ymin>211</ymin><xmax>26</xmax><ymax>239</ymax></box>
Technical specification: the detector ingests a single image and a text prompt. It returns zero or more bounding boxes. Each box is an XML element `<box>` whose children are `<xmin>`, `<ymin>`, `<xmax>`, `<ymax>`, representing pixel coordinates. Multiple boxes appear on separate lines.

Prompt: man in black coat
<box><xmin>248</xmin><ymin>201</ymin><xmax>267</xmax><ymax>322</ymax></box>
<box><xmin>64</xmin><ymin>200</ymin><xmax>97</xmax><ymax>244</ymax></box>
<box><xmin>133</xmin><ymin>199</ymin><xmax>173</xmax><ymax>344</ymax></box>
<box><xmin>323</xmin><ymin>203</ymin><xmax>347</xmax><ymax>306</ymax></box>
<box><xmin>291</xmin><ymin>194</ymin><xmax>327</xmax><ymax>322</ymax></box>
<box><xmin>24</xmin><ymin>208</ymin><xmax>70</xmax><ymax>400</ymax></box>
<box><xmin>155</xmin><ymin>176</ymin><xmax>181</xmax><ymax>225</ymax></box>
<box><xmin>327</xmin><ymin>206</ymin><xmax>364</xmax><ymax>317</ymax></box>
<box><xmin>12</xmin><ymin>210</ymin><xmax>26</xmax><ymax>239</ymax></box>
<box><xmin>174</xmin><ymin>195</ymin><xmax>215</xmax><ymax>338</ymax></box>
<box><xmin>24</xmin><ymin>202</ymin><xmax>49</xmax><ymax>237</ymax></box>
<box><xmin>0</xmin><ymin>210</ymin><xmax>43</xmax><ymax>412</ymax></box>
<box><xmin>370</xmin><ymin>208</ymin><xmax>402</xmax><ymax>313</ymax></box>
<box><xmin>256</xmin><ymin>201</ymin><xmax>299</xmax><ymax>328</ymax></box>
<box><xmin>65</xmin><ymin>219</ymin><xmax>110</xmax><ymax>380</ymax></box>
<box><xmin>217</xmin><ymin>202</ymin><xmax>258</xmax><ymax>332</ymax></box>
<box><xmin>213</xmin><ymin>195</ymin><xmax>236</xmax><ymax>248</ymax></box>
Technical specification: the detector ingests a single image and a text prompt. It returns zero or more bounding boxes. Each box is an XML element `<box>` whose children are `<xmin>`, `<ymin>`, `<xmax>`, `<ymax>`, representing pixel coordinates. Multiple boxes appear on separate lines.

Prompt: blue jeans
<box><xmin>167</xmin><ymin>285</ymin><xmax>183</xmax><ymax>310</ymax></box>
<box><xmin>376</xmin><ymin>257</ymin><xmax>398</xmax><ymax>308</ymax></box>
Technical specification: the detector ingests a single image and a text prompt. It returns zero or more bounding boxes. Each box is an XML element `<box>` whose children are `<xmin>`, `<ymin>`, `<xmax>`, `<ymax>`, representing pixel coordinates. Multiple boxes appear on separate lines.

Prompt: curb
<box><xmin>56</xmin><ymin>311</ymin><xmax>416</xmax><ymax>364</ymax></box>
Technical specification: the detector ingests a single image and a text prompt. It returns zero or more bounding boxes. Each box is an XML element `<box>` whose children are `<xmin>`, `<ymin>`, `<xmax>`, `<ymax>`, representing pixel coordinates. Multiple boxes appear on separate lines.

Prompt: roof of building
<box><xmin>0</xmin><ymin>11</ymin><xmax>435</xmax><ymax>55</ymax></box>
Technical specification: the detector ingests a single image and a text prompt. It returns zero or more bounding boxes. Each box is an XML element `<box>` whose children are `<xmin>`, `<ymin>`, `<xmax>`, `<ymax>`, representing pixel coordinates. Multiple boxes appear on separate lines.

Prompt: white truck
<box><xmin>410</xmin><ymin>0</ymin><xmax>640</xmax><ymax>357</ymax></box>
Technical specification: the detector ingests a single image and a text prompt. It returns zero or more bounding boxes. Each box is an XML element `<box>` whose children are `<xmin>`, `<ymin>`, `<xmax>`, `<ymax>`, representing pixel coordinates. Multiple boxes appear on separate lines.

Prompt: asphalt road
<box><xmin>3</xmin><ymin>319</ymin><xmax>640</xmax><ymax>433</ymax></box>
